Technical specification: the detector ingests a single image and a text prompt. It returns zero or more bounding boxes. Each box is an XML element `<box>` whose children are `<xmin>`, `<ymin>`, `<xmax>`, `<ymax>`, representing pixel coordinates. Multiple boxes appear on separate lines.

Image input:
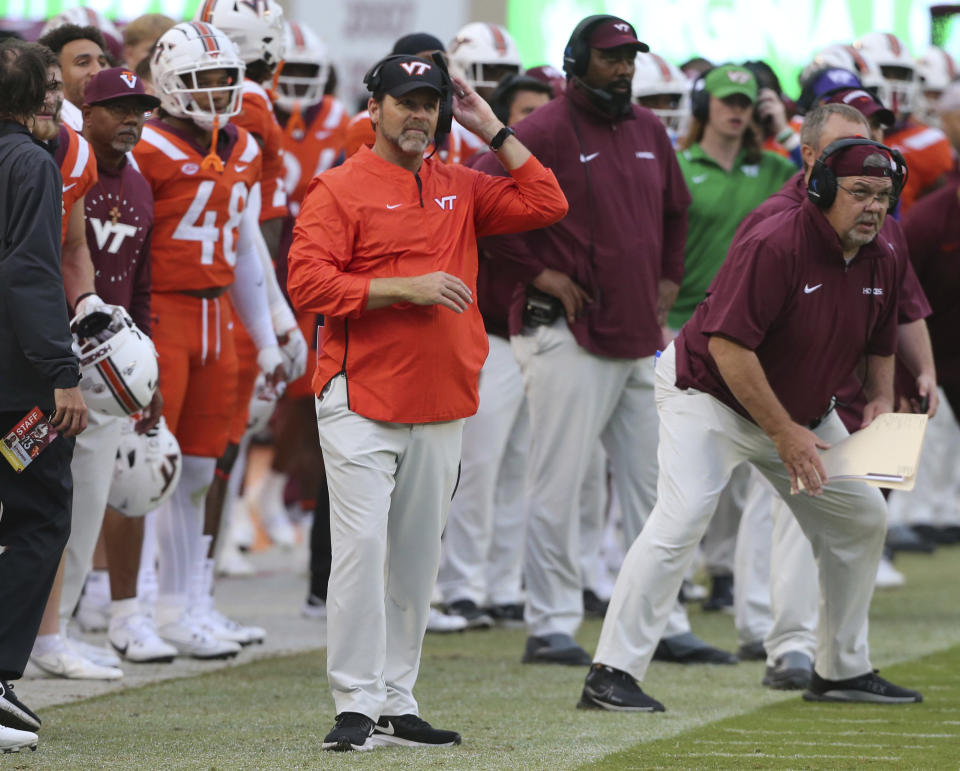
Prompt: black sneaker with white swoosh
<box><xmin>322</xmin><ymin>712</ymin><xmax>375</xmax><ymax>751</ymax></box>
<box><xmin>577</xmin><ymin>664</ymin><xmax>666</xmax><ymax>712</ymax></box>
<box><xmin>370</xmin><ymin>714</ymin><xmax>461</xmax><ymax>747</ymax></box>
<box><xmin>802</xmin><ymin>669</ymin><xmax>923</xmax><ymax>704</ymax></box>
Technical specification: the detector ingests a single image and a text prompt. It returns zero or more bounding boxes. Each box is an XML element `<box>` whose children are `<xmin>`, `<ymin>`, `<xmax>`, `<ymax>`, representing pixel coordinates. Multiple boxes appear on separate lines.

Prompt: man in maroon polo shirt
<box><xmin>727</xmin><ymin>102</ymin><xmax>937</xmax><ymax>691</ymax></box>
<box><xmin>472</xmin><ymin>14</ymin><xmax>721</xmax><ymax>668</ymax></box>
<box><xmin>579</xmin><ymin>139</ymin><xmax>924</xmax><ymax>711</ymax></box>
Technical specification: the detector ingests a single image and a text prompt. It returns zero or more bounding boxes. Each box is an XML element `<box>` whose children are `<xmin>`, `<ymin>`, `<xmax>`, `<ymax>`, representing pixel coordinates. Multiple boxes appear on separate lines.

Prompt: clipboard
<box><xmin>799</xmin><ymin>412</ymin><xmax>928</xmax><ymax>491</ymax></box>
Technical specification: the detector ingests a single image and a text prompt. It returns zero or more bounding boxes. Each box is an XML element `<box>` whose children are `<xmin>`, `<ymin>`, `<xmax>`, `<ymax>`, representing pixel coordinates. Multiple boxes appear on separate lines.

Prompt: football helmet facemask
<box><xmin>449</xmin><ymin>22</ymin><xmax>522</xmax><ymax>92</ymax></box>
<box><xmin>275</xmin><ymin>20</ymin><xmax>329</xmax><ymax>112</ymax></box>
<box><xmin>632</xmin><ymin>52</ymin><xmax>690</xmax><ymax>135</ymax></box>
<box><xmin>854</xmin><ymin>32</ymin><xmax>919</xmax><ymax>119</ymax></box>
<box><xmin>151</xmin><ymin>22</ymin><xmax>245</xmax><ymax>130</ymax></box>
<box><xmin>195</xmin><ymin>0</ymin><xmax>285</xmax><ymax>71</ymax></box>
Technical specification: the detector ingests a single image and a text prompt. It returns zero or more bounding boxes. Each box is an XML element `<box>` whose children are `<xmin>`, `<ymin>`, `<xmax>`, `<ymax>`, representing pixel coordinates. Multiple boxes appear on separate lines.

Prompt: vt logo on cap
<box><xmin>120</xmin><ymin>71</ymin><xmax>138</xmax><ymax>88</ymax></box>
<box><xmin>614</xmin><ymin>23</ymin><xmax>630</xmax><ymax>32</ymax></box>
<box><xmin>400</xmin><ymin>61</ymin><xmax>432</xmax><ymax>76</ymax></box>
<box><xmin>727</xmin><ymin>70</ymin><xmax>752</xmax><ymax>84</ymax></box>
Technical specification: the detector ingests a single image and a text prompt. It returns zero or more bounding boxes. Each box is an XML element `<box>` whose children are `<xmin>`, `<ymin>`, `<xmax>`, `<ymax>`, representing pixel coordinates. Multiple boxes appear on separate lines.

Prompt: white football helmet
<box><xmin>802</xmin><ymin>44</ymin><xmax>888</xmax><ymax>105</ymax></box>
<box><xmin>40</xmin><ymin>7</ymin><xmax>123</xmax><ymax>62</ymax></box>
<box><xmin>916</xmin><ymin>47</ymin><xmax>958</xmax><ymax>125</ymax></box>
<box><xmin>275</xmin><ymin>20</ymin><xmax>329</xmax><ymax>112</ymax></box>
<box><xmin>632</xmin><ymin>53</ymin><xmax>690</xmax><ymax>135</ymax></box>
<box><xmin>151</xmin><ymin>22</ymin><xmax>245</xmax><ymax>130</ymax></box>
<box><xmin>108</xmin><ymin>417</ymin><xmax>182</xmax><ymax>518</ymax></box>
<box><xmin>246</xmin><ymin>372</ymin><xmax>283</xmax><ymax>435</ymax></box>
<box><xmin>195</xmin><ymin>0</ymin><xmax>285</xmax><ymax>71</ymax></box>
<box><xmin>71</xmin><ymin>305</ymin><xmax>158</xmax><ymax>418</ymax></box>
<box><xmin>449</xmin><ymin>22</ymin><xmax>523</xmax><ymax>92</ymax></box>
<box><xmin>854</xmin><ymin>32</ymin><xmax>919</xmax><ymax>118</ymax></box>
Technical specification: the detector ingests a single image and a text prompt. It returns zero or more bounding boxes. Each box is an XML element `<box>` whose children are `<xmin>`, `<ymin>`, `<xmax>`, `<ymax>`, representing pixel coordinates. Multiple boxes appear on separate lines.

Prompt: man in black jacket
<box><xmin>0</xmin><ymin>39</ymin><xmax>87</xmax><ymax>753</ymax></box>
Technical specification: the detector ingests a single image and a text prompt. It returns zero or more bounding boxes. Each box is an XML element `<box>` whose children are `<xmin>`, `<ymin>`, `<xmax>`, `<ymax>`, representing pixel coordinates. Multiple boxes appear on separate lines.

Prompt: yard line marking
<box><xmin>692</xmin><ymin>739</ymin><xmax>932</xmax><ymax>749</ymax></box>
<box><xmin>685</xmin><ymin>752</ymin><xmax>903</xmax><ymax>761</ymax></box>
<box><xmin>720</xmin><ymin>728</ymin><xmax>957</xmax><ymax>738</ymax></box>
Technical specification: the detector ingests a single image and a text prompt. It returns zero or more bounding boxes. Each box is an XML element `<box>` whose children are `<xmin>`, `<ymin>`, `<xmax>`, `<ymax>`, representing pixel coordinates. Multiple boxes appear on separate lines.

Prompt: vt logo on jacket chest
<box><xmin>434</xmin><ymin>195</ymin><xmax>457</xmax><ymax>210</ymax></box>
<box><xmin>90</xmin><ymin>218</ymin><xmax>137</xmax><ymax>253</ymax></box>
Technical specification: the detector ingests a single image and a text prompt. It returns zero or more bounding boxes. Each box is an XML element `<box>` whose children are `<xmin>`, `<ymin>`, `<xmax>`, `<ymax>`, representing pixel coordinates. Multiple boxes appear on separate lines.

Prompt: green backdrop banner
<box><xmin>506</xmin><ymin>0</ymin><xmax>946</xmax><ymax>97</ymax></box>
<box><xmin>0</xmin><ymin>0</ymin><xmax>202</xmax><ymax>22</ymax></box>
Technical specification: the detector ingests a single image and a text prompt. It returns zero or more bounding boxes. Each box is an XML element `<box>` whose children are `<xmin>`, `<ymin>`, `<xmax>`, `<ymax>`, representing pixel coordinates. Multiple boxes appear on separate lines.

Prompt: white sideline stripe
<box><xmin>685</xmin><ymin>752</ymin><xmax>902</xmax><ymax>761</ymax></box>
<box><xmin>693</xmin><ymin>739</ymin><xmax>932</xmax><ymax>749</ymax></box>
<box><xmin>721</xmin><ymin>728</ymin><xmax>957</xmax><ymax>738</ymax></box>
<box><xmin>141</xmin><ymin>126</ymin><xmax>189</xmax><ymax>160</ymax></box>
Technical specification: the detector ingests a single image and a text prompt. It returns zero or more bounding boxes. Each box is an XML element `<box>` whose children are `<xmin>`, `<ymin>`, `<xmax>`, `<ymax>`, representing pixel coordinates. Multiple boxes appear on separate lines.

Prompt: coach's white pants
<box><xmin>702</xmin><ymin>464</ymin><xmax>749</xmax><ymax>577</ymax></box>
<box><xmin>734</xmin><ymin>469</ymin><xmax>819</xmax><ymax>662</ymax></box>
<box><xmin>888</xmin><ymin>392</ymin><xmax>960</xmax><ymax>526</ymax></box>
<box><xmin>59</xmin><ymin>410</ymin><xmax>124</xmax><ymax>624</ymax></box>
<box><xmin>512</xmin><ymin>320</ymin><xmax>670</xmax><ymax>637</ymax></box>
<box><xmin>438</xmin><ymin>335</ymin><xmax>528</xmax><ymax>606</ymax></box>
<box><xmin>595</xmin><ymin>342</ymin><xmax>886</xmax><ymax>682</ymax></box>
<box><xmin>317</xmin><ymin>375</ymin><xmax>463</xmax><ymax>719</ymax></box>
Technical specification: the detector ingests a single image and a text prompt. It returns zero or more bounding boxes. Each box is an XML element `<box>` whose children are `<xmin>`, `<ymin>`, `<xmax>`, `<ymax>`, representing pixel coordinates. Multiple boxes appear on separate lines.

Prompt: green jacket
<box><xmin>669</xmin><ymin>143</ymin><xmax>796</xmax><ymax>329</ymax></box>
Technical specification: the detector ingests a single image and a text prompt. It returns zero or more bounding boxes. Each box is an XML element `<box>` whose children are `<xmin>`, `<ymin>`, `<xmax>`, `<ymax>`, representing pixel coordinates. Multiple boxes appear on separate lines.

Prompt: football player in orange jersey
<box><xmin>133</xmin><ymin>21</ymin><xmax>284</xmax><ymax>659</ymax></box>
<box><xmin>855</xmin><ymin>32</ymin><xmax>954</xmax><ymax>212</ymax></box>
<box><xmin>193</xmin><ymin>0</ymin><xmax>307</xmax><ymax>568</ymax></box>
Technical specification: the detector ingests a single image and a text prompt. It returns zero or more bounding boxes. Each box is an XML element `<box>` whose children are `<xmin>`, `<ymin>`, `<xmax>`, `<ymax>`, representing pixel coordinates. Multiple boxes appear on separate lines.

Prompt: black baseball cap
<box><xmin>392</xmin><ymin>33</ymin><xmax>445</xmax><ymax>56</ymax></box>
<box><xmin>367</xmin><ymin>55</ymin><xmax>446</xmax><ymax>98</ymax></box>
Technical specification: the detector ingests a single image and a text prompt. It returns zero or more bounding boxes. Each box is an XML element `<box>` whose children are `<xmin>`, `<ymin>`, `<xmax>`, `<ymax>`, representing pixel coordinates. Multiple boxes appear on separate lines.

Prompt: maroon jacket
<box><xmin>902</xmin><ymin>179</ymin><xmax>960</xmax><ymax>388</ymax></box>
<box><xmin>677</xmin><ymin>199</ymin><xmax>900</xmax><ymax>428</ymax></box>
<box><xmin>84</xmin><ymin>155</ymin><xmax>153</xmax><ymax>335</ymax></box>
<box><xmin>473</xmin><ymin>82</ymin><xmax>690</xmax><ymax>359</ymax></box>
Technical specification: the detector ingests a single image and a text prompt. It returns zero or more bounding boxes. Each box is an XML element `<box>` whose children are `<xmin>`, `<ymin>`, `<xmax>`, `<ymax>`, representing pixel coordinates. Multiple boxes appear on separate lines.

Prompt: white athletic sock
<box><xmin>110</xmin><ymin>598</ymin><xmax>140</xmax><ymax>623</ymax></box>
<box><xmin>32</xmin><ymin>633</ymin><xmax>65</xmax><ymax>656</ymax></box>
<box><xmin>257</xmin><ymin>469</ymin><xmax>288</xmax><ymax>519</ymax></box>
<box><xmin>156</xmin><ymin>455</ymin><xmax>216</xmax><ymax>599</ymax></box>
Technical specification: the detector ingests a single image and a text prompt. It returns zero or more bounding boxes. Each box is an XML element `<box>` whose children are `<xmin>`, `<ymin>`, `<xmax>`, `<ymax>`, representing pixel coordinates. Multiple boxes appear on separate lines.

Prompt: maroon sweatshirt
<box><xmin>902</xmin><ymin>179</ymin><xmax>960</xmax><ymax>388</ymax></box>
<box><xmin>473</xmin><ymin>82</ymin><xmax>690</xmax><ymax>359</ymax></box>
<box><xmin>84</xmin><ymin>154</ymin><xmax>154</xmax><ymax>335</ymax></box>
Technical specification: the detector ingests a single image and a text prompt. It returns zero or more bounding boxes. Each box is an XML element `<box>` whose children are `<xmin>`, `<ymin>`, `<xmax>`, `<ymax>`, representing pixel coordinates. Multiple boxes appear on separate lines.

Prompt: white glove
<box><xmin>279</xmin><ymin>327</ymin><xmax>308</xmax><ymax>382</ymax></box>
<box><xmin>256</xmin><ymin>344</ymin><xmax>285</xmax><ymax>384</ymax></box>
<box><xmin>75</xmin><ymin>293</ymin><xmax>108</xmax><ymax>318</ymax></box>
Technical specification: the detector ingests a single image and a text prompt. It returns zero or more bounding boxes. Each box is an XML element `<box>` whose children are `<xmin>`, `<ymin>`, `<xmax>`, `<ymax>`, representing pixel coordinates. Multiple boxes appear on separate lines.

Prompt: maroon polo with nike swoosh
<box><xmin>472</xmin><ymin>83</ymin><xmax>690</xmax><ymax>359</ymax></box>
<box><xmin>676</xmin><ymin>198</ymin><xmax>899</xmax><ymax>427</ymax></box>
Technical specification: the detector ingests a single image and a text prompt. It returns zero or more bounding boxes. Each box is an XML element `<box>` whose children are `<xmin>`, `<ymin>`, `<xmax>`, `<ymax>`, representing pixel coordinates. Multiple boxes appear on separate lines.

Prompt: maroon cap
<box><xmin>823</xmin><ymin>88</ymin><xmax>894</xmax><ymax>129</ymax></box>
<box><xmin>83</xmin><ymin>67</ymin><xmax>161</xmax><ymax>109</ymax></box>
<box><xmin>525</xmin><ymin>65</ymin><xmax>566</xmax><ymax>97</ymax></box>
<box><xmin>826</xmin><ymin>143</ymin><xmax>897</xmax><ymax>179</ymax></box>
<box><xmin>589</xmin><ymin>18</ymin><xmax>649</xmax><ymax>52</ymax></box>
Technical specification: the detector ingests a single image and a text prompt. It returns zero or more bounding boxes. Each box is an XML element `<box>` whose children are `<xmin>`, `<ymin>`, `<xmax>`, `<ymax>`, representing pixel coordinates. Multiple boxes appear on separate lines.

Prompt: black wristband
<box><xmin>489</xmin><ymin>126</ymin><xmax>515</xmax><ymax>151</ymax></box>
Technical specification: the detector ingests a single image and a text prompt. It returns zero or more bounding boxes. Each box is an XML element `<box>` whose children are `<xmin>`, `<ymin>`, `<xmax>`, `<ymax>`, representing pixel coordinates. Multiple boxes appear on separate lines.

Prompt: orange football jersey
<box><xmin>280</xmin><ymin>95</ymin><xmax>349</xmax><ymax>216</ymax></box>
<box><xmin>56</xmin><ymin>123</ymin><xmax>98</xmax><ymax>244</ymax></box>
<box><xmin>886</xmin><ymin>120</ymin><xmax>955</xmax><ymax>212</ymax></box>
<box><xmin>234</xmin><ymin>79</ymin><xmax>288</xmax><ymax>222</ymax></box>
<box><xmin>133</xmin><ymin>119</ymin><xmax>262</xmax><ymax>293</ymax></box>
<box><xmin>343</xmin><ymin>110</ymin><xmax>484</xmax><ymax>165</ymax></box>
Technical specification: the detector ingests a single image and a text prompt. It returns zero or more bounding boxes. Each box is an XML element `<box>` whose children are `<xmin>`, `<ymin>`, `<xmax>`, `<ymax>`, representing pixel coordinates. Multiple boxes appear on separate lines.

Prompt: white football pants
<box><xmin>595</xmin><ymin>342</ymin><xmax>886</xmax><ymax>682</ymax></box>
<box><xmin>512</xmin><ymin>320</ymin><xmax>690</xmax><ymax>639</ymax></box>
<box><xmin>438</xmin><ymin>335</ymin><xmax>528</xmax><ymax>606</ymax></box>
<box><xmin>59</xmin><ymin>409</ymin><xmax>124</xmax><ymax>625</ymax></box>
<box><xmin>317</xmin><ymin>375</ymin><xmax>463</xmax><ymax>719</ymax></box>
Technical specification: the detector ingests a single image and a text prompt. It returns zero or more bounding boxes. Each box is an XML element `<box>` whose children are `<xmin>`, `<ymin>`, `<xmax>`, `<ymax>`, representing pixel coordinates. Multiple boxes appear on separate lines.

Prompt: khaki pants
<box><xmin>595</xmin><ymin>342</ymin><xmax>886</xmax><ymax>682</ymax></box>
<box><xmin>317</xmin><ymin>375</ymin><xmax>463</xmax><ymax>719</ymax></box>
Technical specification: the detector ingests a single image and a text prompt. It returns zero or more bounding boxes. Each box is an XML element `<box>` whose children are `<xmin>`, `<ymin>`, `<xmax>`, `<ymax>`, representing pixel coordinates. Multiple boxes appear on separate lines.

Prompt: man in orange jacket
<box><xmin>287</xmin><ymin>54</ymin><xmax>567</xmax><ymax>752</ymax></box>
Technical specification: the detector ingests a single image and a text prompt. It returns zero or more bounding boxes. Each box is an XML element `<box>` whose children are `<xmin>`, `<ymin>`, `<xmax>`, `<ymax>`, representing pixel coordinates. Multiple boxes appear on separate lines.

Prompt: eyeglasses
<box><xmin>837</xmin><ymin>184</ymin><xmax>893</xmax><ymax>207</ymax></box>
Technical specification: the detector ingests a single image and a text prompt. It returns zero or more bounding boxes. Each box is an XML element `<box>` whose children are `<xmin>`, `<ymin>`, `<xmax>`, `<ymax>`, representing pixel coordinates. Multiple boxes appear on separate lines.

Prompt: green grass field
<box><xmin>10</xmin><ymin>549</ymin><xmax>960</xmax><ymax>770</ymax></box>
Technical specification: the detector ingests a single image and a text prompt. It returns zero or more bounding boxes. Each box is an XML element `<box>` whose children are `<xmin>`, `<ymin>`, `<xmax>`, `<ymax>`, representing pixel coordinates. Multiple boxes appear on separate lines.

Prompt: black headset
<box><xmin>362</xmin><ymin>53</ymin><xmax>454</xmax><ymax>150</ymax></box>
<box><xmin>690</xmin><ymin>68</ymin><xmax>712</xmax><ymax>122</ymax></box>
<box><xmin>807</xmin><ymin>137</ymin><xmax>907</xmax><ymax>209</ymax></box>
<box><xmin>562</xmin><ymin>14</ymin><xmax>632</xmax><ymax>77</ymax></box>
